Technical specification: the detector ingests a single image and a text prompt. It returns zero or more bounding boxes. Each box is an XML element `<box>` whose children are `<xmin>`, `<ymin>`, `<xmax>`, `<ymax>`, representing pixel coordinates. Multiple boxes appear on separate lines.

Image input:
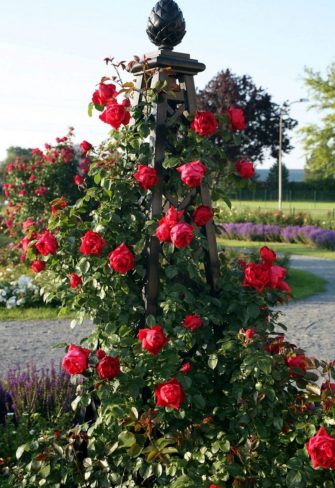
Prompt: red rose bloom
<box><xmin>134</xmin><ymin>165</ymin><xmax>158</xmax><ymax>190</ymax></box>
<box><xmin>183</xmin><ymin>314</ymin><xmax>202</xmax><ymax>331</ymax></box>
<box><xmin>286</xmin><ymin>355</ymin><xmax>307</xmax><ymax>377</ymax></box>
<box><xmin>260</xmin><ymin>246</ymin><xmax>276</xmax><ymax>263</ymax></box>
<box><xmin>210</xmin><ymin>485</ymin><xmax>223</xmax><ymax>488</ymax></box>
<box><xmin>62</xmin><ymin>343</ymin><xmax>91</xmax><ymax>375</ymax></box>
<box><xmin>226</xmin><ymin>106</ymin><xmax>246</xmax><ymax>131</ymax></box>
<box><xmin>74</xmin><ymin>175</ymin><xmax>85</xmax><ymax>186</ymax></box>
<box><xmin>34</xmin><ymin>186</ymin><xmax>48</xmax><ymax>197</ymax></box>
<box><xmin>156</xmin><ymin>222</ymin><xmax>171</xmax><ymax>242</ymax></box>
<box><xmin>242</xmin><ymin>262</ymin><xmax>270</xmax><ymax>293</ymax></box>
<box><xmin>235</xmin><ymin>159</ymin><xmax>255</xmax><ymax>179</ymax></box>
<box><xmin>269</xmin><ymin>265</ymin><xmax>286</xmax><ymax>288</ymax></box>
<box><xmin>180</xmin><ymin>362</ymin><xmax>192</xmax><ymax>373</ymax></box>
<box><xmin>109</xmin><ymin>243</ymin><xmax>135</xmax><ymax>274</ymax></box>
<box><xmin>70</xmin><ymin>273</ymin><xmax>82</xmax><ymax>288</ymax></box>
<box><xmin>193</xmin><ymin>205</ymin><xmax>213</xmax><ymax>226</ymax></box>
<box><xmin>190</xmin><ymin>111</ymin><xmax>218</xmax><ymax>137</ymax></box>
<box><xmin>154</xmin><ymin>377</ymin><xmax>185</xmax><ymax>409</ymax></box>
<box><xmin>159</xmin><ymin>207</ymin><xmax>184</xmax><ymax>227</ymax></box>
<box><xmin>80</xmin><ymin>230</ymin><xmax>107</xmax><ymax>256</ymax></box>
<box><xmin>35</xmin><ymin>231</ymin><xmax>58</xmax><ymax>256</ymax></box>
<box><xmin>80</xmin><ymin>140</ymin><xmax>93</xmax><ymax>155</ymax></box>
<box><xmin>170</xmin><ymin>222</ymin><xmax>194</xmax><ymax>249</ymax></box>
<box><xmin>306</xmin><ymin>427</ymin><xmax>335</xmax><ymax>469</ymax></box>
<box><xmin>51</xmin><ymin>197</ymin><xmax>68</xmax><ymax>214</ymax></box>
<box><xmin>31</xmin><ymin>259</ymin><xmax>45</xmax><ymax>273</ymax></box>
<box><xmin>99</xmin><ymin>100</ymin><xmax>131</xmax><ymax>129</ymax></box>
<box><xmin>245</xmin><ymin>328</ymin><xmax>255</xmax><ymax>339</ymax></box>
<box><xmin>96</xmin><ymin>355</ymin><xmax>120</xmax><ymax>380</ymax></box>
<box><xmin>265</xmin><ymin>336</ymin><xmax>285</xmax><ymax>355</ymax></box>
<box><xmin>138</xmin><ymin>325</ymin><xmax>169</xmax><ymax>355</ymax></box>
<box><xmin>96</xmin><ymin>349</ymin><xmax>106</xmax><ymax>360</ymax></box>
<box><xmin>23</xmin><ymin>218</ymin><xmax>35</xmax><ymax>233</ymax></box>
<box><xmin>177</xmin><ymin>160</ymin><xmax>207</xmax><ymax>187</ymax></box>
<box><xmin>92</xmin><ymin>82</ymin><xmax>118</xmax><ymax>106</ymax></box>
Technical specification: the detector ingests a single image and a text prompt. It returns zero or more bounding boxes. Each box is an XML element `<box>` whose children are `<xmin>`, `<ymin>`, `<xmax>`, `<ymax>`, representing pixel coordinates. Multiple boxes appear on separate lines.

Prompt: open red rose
<box><xmin>35</xmin><ymin>231</ymin><xmax>58</xmax><ymax>256</ymax></box>
<box><xmin>154</xmin><ymin>377</ymin><xmax>185</xmax><ymax>409</ymax></box>
<box><xmin>109</xmin><ymin>243</ymin><xmax>135</xmax><ymax>274</ymax></box>
<box><xmin>269</xmin><ymin>265</ymin><xmax>286</xmax><ymax>288</ymax></box>
<box><xmin>243</xmin><ymin>262</ymin><xmax>270</xmax><ymax>293</ymax></box>
<box><xmin>235</xmin><ymin>159</ymin><xmax>255</xmax><ymax>179</ymax></box>
<box><xmin>226</xmin><ymin>106</ymin><xmax>246</xmax><ymax>131</ymax></box>
<box><xmin>177</xmin><ymin>160</ymin><xmax>207</xmax><ymax>187</ymax></box>
<box><xmin>96</xmin><ymin>355</ymin><xmax>120</xmax><ymax>380</ymax></box>
<box><xmin>193</xmin><ymin>205</ymin><xmax>213</xmax><ymax>226</ymax></box>
<box><xmin>286</xmin><ymin>354</ymin><xmax>307</xmax><ymax>377</ymax></box>
<box><xmin>99</xmin><ymin>100</ymin><xmax>130</xmax><ymax>129</ymax></box>
<box><xmin>244</xmin><ymin>328</ymin><xmax>255</xmax><ymax>339</ymax></box>
<box><xmin>159</xmin><ymin>207</ymin><xmax>184</xmax><ymax>227</ymax></box>
<box><xmin>70</xmin><ymin>273</ymin><xmax>82</xmax><ymax>288</ymax></box>
<box><xmin>191</xmin><ymin>111</ymin><xmax>218</xmax><ymax>137</ymax></box>
<box><xmin>31</xmin><ymin>259</ymin><xmax>45</xmax><ymax>273</ymax></box>
<box><xmin>306</xmin><ymin>427</ymin><xmax>335</xmax><ymax>469</ymax></box>
<box><xmin>80</xmin><ymin>140</ymin><xmax>93</xmax><ymax>155</ymax></box>
<box><xmin>134</xmin><ymin>165</ymin><xmax>158</xmax><ymax>190</ymax></box>
<box><xmin>170</xmin><ymin>222</ymin><xmax>194</xmax><ymax>249</ymax></box>
<box><xmin>80</xmin><ymin>230</ymin><xmax>107</xmax><ymax>256</ymax></box>
<box><xmin>92</xmin><ymin>82</ymin><xmax>118</xmax><ymax>106</ymax></box>
<box><xmin>183</xmin><ymin>314</ymin><xmax>202</xmax><ymax>331</ymax></box>
<box><xmin>260</xmin><ymin>246</ymin><xmax>276</xmax><ymax>263</ymax></box>
<box><xmin>138</xmin><ymin>325</ymin><xmax>169</xmax><ymax>355</ymax></box>
<box><xmin>62</xmin><ymin>344</ymin><xmax>91</xmax><ymax>375</ymax></box>
<box><xmin>156</xmin><ymin>222</ymin><xmax>171</xmax><ymax>242</ymax></box>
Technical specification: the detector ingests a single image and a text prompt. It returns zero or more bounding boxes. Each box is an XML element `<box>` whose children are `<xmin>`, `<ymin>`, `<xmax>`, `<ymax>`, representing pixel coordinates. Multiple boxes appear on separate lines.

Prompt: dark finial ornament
<box><xmin>146</xmin><ymin>0</ymin><xmax>186</xmax><ymax>50</ymax></box>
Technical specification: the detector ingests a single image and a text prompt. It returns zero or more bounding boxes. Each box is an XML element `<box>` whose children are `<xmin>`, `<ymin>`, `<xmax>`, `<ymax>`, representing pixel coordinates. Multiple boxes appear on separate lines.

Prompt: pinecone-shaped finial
<box><xmin>146</xmin><ymin>0</ymin><xmax>186</xmax><ymax>50</ymax></box>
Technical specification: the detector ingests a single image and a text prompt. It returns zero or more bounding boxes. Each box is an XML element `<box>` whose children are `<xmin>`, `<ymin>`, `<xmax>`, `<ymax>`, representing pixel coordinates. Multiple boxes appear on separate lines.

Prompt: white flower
<box><xmin>6</xmin><ymin>296</ymin><xmax>17</xmax><ymax>309</ymax></box>
<box><xmin>17</xmin><ymin>275</ymin><xmax>33</xmax><ymax>288</ymax></box>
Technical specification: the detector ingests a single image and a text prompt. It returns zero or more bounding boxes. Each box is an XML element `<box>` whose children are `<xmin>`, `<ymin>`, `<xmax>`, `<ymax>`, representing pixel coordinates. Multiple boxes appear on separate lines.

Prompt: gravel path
<box><xmin>0</xmin><ymin>255</ymin><xmax>334</xmax><ymax>373</ymax></box>
<box><xmin>278</xmin><ymin>255</ymin><xmax>335</xmax><ymax>361</ymax></box>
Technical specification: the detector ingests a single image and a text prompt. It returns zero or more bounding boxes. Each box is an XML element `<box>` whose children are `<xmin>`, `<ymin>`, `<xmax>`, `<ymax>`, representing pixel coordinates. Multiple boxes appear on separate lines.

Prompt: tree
<box><xmin>301</xmin><ymin>63</ymin><xmax>335</xmax><ymax>181</ymax></box>
<box><xmin>197</xmin><ymin>69</ymin><xmax>297</xmax><ymax>163</ymax></box>
<box><xmin>266</xmin><ymin>160</ymin><xmax>289</xmax><ymax>189</ymax></box>
<box><xmin>0</xmin><ymin>146</ymin><xmax>33</xmax><ymax>182</ymax></box>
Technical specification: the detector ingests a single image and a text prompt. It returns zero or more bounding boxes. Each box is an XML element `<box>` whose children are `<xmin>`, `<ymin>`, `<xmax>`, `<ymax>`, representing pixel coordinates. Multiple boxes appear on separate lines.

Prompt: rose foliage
<box><xmin>9</xmin><ymin>62</ymin><xmax>335</xmax><ymax>488</ymax></box>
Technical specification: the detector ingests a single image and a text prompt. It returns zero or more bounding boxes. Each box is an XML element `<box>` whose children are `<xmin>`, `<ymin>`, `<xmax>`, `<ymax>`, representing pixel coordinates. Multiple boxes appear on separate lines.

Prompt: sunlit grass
<box><xmin>0</xmin><ymin>307</ymin><xmax>75</xmax><ymax>321</ymax></box>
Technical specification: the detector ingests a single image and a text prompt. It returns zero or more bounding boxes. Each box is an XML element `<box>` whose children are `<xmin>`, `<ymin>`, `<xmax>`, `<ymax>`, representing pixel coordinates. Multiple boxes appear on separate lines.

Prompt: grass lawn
<box><xmin>287</xmin><ymin>268</ymin><xmax>326</xmax><ymax>300</ymax></box>
<box><xmin>0</xmin><ymin>307</ymin><xmax>74</xmax><ymax>321</ymax></box>
<box><xmin>229</xmin><ymin>200</ymin><xmax>335</xmax><ymax>218</ymax></box>
<box><xmin>218</xmin><ymin>238</ymin><xmax>335</xmax><ymax>260</ymax></box>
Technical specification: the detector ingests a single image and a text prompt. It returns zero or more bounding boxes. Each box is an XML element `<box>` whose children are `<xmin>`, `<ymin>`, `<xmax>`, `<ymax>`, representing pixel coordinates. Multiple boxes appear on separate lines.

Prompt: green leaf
<box><xmin>208</xmin><ymin>354</ymin><xmax>218</xmax><ymax>370</ymax></box>
<box><xmin>39</xmin><ymin>464</ymin><xmax>51</xmax><ymax>478</ymax></box>
<box><xmin>165</xmin><ymin>266</ymin><xmax>179</xmax><ymax>279</ymax></box>
<box><xmin>88</xmin><ymin>102</ymin><xmax>94</xmax><ymax>117</ymax></box>
<box><xmin>94</xmin><ymin>173</ymin><xmax>101</xmax><ymax>185</ymax></box>
<box><xmin>16</xmin><ymin>443</ymin><xmax>30</xmax><ymax>459</ymax></box>
<box><xmin>286</xmin><ymin>470</ymin><xmax>302</xmax><ymax>487</ymax></box>
<box><xmin>118</xmin><ymin>431</ymin><xmax>136</xmax><ymax>448</ymax></box>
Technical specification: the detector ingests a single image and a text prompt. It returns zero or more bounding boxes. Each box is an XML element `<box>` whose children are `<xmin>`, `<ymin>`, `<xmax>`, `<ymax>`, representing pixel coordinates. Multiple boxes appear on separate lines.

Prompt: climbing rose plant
<box><xmin>10</xmin><ymin>60</ymin><xmax>335</xmax><ymax>488</ymax></box>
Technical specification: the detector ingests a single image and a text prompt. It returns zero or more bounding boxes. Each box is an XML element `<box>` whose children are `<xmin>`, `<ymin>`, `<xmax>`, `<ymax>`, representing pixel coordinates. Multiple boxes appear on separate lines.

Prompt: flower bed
<box><xmin>221</xmin><ymin>222</ymin><xmax>335</xmax><ymax>250</ymax></box>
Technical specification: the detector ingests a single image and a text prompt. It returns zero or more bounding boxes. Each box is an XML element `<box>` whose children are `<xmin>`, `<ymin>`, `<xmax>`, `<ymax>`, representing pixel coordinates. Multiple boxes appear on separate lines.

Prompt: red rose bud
<box><xmin>286</xmin><ymin>354</ymin><xmax>307</xmax><ymax>377</ymax></box>
<box><xmin>70</xmin><ymin>273</ymin><xmax>82</xmax><ymax>288</ymax></box>
<box><xmin>170</xmin><ymin>222</ymin><xmax>194</xmax><ymax>249</ymax></box>
<box><xmin>235</xmin><ymin>159</ymin><xmax>255</xmax><ymax>179</ymax></box>
<box><xmin>138</xmin><ymin>325</ymin><xmax>169</xmax><ymax>355</ymax></box>
<box><xmin>31</xmin><ymin>259</ymin><xmax>45</xmax><ymax>273</ymax></box>
<box><xmin>193</xmin><ymin>205</ymin><xmax>213</xmax><ymax>226</ymax></box>
<box><xmin>154</xmin><ymin>377</ymin><xmax>185</xmax><ymax>410</ymax></box>
<box><xmin>226</xmin><ymin>106</ymin><xmax>246</xmax><ymax>131</ymax></box>
<box><xmin>242</xmin><ymin>262</ymin><xmax>270</xmax><ymax>293</ymax></box>
<box><xmin>156</xmin><ymin>222</ymin><xmax>171</xmax><ymax>242</ymax></box>
<box><xmin>74</xmin><ymin>175</ymin><xmax>85</xmax><ymax>186</ymax></box>
<box><xmin>80</xmin><ymin>140</ymin><xmax>93</xmax><ymax>155</ymax></box>
<box><xmin>35</xmin><ymin>231</ymin><xmax>58</xmax><ymax>256</ymax></box>
<box><xmin>92</xmin><ymin>82</ymin><xmax>118</xmax><ymax>106</ymax></box>
<box><xmin>99</xmin><ymin>100</ymin><xmax>130</xmax><ymax>129</ymax></box>
<box><xmin>134</xmin><ymin>164</ymin><xmax>158</xmax><ymax>190</ymax></box>
<box><xmin>260</xmin><ymin>245</ymin><xmax>276</xmax><ymax>263</ymax></box>
<box><xmin>244</xmin><ymin>328</ymin><xmax>255</xmax><ymax>339</ymax></box>
<box><xmin>62</xmin><ymin>344</ymin><xmax>91</xmax><ymax>375</ymax></box>
<box><xmin>183</xmin><ymin>314</ymin><xmax>202</xmax><ymax>331</ymax></box>
<box><xmin>96</xmin><ymin>355</ymin><xmax>120</xmax><ymax>380</ymax></box>
<box><xmin>180</xmin><ymin>362</ymin><xmax>192</xmax><ymax>373</ymax></box>
<box><xmin>177</xmin><ymin>160</ymin><xmax>207</xmax><ymax>187</ymax></box>
<box><xmin>190</xmin><ymin>111</ymin><xmax>218</xmax><ymax>137</ymax></box>
<box><xmin>109</xmin><ymin>243</ymin><xmax>135</xmax><ymax>274</ymax></box>
<box><xmin>96</xmin><ymin>349</ymin><xmax>106</xmax><ymax>360</ymax></box>
<box><xmin>80</xmin><ymin>230</ymin><xmax>107</xmax><ymax>256</ymax></box>
<box><xmin>306</xmin><ymin>427</ymin><xmax>335</xmax><ymax>469</ymax></box>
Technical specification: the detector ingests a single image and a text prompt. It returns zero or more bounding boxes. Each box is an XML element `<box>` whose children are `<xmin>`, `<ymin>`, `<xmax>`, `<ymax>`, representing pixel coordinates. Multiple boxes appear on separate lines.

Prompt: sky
<box><xmin>1</xmin><ymin>0</ymin><xmax>334</xmax><ymax>169</ymax></box>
